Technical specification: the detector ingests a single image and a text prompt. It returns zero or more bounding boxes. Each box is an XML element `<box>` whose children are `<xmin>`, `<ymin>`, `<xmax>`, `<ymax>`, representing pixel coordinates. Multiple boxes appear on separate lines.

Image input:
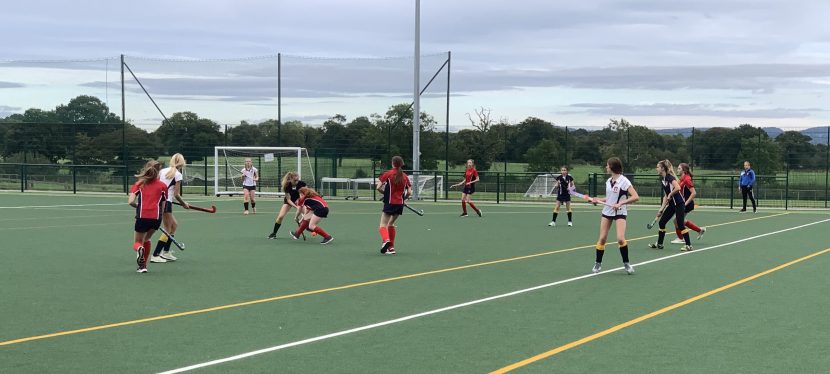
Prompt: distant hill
<box><xmin>654</xmin><ymin>126</ymin><xmax>829</xmax><ymax>145</ymax></box>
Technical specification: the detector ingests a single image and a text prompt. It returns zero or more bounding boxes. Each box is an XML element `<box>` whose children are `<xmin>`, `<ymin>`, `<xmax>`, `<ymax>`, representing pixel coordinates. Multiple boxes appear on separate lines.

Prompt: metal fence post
<box><xmin>785</xmin><ymin>164</ymin><xmax>790</xmax><ymax>210</ymax></box>
<box><xmin>20</xmin><ymin>164</ymin><xmax>24</xmax><ymax>193</ymax></box>
<box><xmin>204</xmin><ymin>149</ymin><xmax>209</xmax><ymax>196</ymax></box>
<box><xmin>72</xmin><ymin>165</ymin><xmax>77</xmax><ymax>194</ymax></box>
<box><xmin>496</xmin><ymin>172</ymin><xmax>500</xmax><ymax>204</ymax></box>
<box><xmin>434</xmin><ymin>170</ymin><xmax>438</xmax><ymax>202</ymax></box>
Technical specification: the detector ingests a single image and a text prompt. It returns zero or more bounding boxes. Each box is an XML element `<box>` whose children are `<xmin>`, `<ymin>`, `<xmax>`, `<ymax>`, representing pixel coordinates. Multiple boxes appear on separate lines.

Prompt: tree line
<box><xmin>1</xmin><ymin>95</ymin><xmax>826</xmax><ymax>175</ymax></box>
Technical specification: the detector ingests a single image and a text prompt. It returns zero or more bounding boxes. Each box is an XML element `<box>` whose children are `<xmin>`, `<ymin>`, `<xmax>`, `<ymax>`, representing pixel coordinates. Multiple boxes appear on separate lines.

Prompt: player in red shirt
<box><xmin>450</xmin><ymin>159</ymin><xmax>482</xmax><ymax>217</ymax></box>
<box><xmin>128</xmin><ymin>160</ymin><xmax>168</xmax><ymax>273</ymax></box>
<box><xmin>290</xmin><ymin>187</ymin><xmax>334</xmax><ymax>244</ymax></box>
<box><xmin>376</xmin><ymin>156</ymin><xmax>413</xmax><ymax>254</ymax></box>
<box><xmin>671</xmin><ymin>163</ymin><xmax>706</xmax><ymax>244</ymax></box>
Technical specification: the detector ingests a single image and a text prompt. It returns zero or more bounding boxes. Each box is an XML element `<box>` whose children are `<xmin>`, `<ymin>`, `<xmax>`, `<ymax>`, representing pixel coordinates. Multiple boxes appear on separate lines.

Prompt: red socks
<box><xmin>296</xmin><ymin>219</ymin><xmax>310</xmax><ymax>236</ymax></box>
<box><xmin>388</xmin><ymin>226</ymin><xmax>396</xmax><ymax>246</ymax></box>
<box><xmin>675</xmin><ymin>228</ymin><xmax>683</xmax><ymax>239</ymax></box>
<box><xmin>312</xmin><ymin>226</ymin><xmax>330</xmax><ymax>239</ymax></box>
<box><xmin>686</xmin><ymin>220</ymin><xmax>701</xmax><ymax>233</ymax></box>
<box><xmin>133</xmin><ymin>242</ymin><xmax>142</xmax><ymax>251</ymax></box>
<box><xmin>469</xmin><ymin>202</ymin><xmax>480</xmax><ymax>214</ymax></box>
<box><xmin>379</xmin><ymin>227</ymin><xmax>390</xmax><ymax>242</ymax></box>
<box><xmin>462</xmin><ymin>201</ymin><xmax>467</xmax><ymax>214</ymax></box>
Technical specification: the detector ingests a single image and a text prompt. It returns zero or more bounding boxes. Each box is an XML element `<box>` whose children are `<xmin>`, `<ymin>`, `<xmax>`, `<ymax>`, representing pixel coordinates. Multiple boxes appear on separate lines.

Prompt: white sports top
<box><xmin>602</xmin><ymin>175</ymin><xmax>632</xmax><ymax>217</ymax></box>
<box><xmin>158</xmin><ymin>167</ymin><xmax>183</xmax><ymax>202</ymax></box>
<box><xmin>241</xmin><ymin>166</ymin><xmax>258</xmax><ymax>187</ymax></box>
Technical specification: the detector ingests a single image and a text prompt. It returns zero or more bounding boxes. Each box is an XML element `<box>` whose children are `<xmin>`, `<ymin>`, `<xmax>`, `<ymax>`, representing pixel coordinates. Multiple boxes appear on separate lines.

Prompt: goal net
<box><xmin>524</xmin><ymin>174</ymin><xmax>559</xmax><ymax>198</ymax></box>
<box><xmin>214</xmin><ymin>147</ymin><xmax>314</xmax><ymax>197</ymax></box>
<box><xmin>410</xmin><ymin>174</ymin><xmax>444</xmax><ymax>199</ymax></box>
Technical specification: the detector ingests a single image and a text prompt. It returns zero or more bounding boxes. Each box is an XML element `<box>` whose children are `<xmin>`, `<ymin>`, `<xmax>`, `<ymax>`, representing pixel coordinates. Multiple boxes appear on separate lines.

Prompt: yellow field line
<box><xmin>0</xmin><ymin>212</ymin><xmax>787</xmax><ymax>347</ymax></box>
<box><xmin>491</xmin><ymin>245</ymin><xmax>830</xmax><ymax>373</ymax></box>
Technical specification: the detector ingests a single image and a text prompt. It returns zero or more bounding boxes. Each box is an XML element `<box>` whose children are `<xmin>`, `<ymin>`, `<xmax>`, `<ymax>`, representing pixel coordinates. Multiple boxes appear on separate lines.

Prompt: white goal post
<box><xmin>523</xmin><ymin>173</ymin><xmax>560</xmax><ymax>198</ymax></box>
<box><xmin>213</xmin><ymin>146</ymin><xmax>313</xmax><ymax>197</ymax></box>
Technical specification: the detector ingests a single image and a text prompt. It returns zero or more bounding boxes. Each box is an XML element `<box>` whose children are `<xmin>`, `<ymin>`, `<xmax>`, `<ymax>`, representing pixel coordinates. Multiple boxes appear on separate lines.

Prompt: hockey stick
<box><xmin>173</xmin><ymin>201</ymin><xmax>216</xmax><ymax>213</ymax></box>
<box><xmin>404</xmin><ymin>203</ymin><xmax>424</xmax><ymax>216</ymax></box>
<box><xmin>158</xmin><ymin>227</ymin><xmax>186</xmax><ymax>250</ymax></box>
<box><xmin>646</xmin><ymin>203</ymin><xmax>668</xmax><ymax>230</ymax></box>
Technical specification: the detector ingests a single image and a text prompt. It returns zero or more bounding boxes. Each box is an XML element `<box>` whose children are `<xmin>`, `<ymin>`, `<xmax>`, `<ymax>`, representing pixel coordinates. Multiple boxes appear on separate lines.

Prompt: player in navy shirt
<box><xmin>549</xmin><ymin>166</ymin><xmax>575</xmax><ymax>227</ymax></box>
<box><xmin>649</xmin><ymin>160</ymin><xmax>693</xmax><ymax>251</ymax></box>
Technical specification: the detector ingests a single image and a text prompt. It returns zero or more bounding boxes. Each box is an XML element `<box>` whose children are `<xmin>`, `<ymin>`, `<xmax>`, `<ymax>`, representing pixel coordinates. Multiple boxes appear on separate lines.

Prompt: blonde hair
<box><xmin>658</xmin><ymin>159</ymin><xmax>676</xmax><ymax>178</ymax></box>
<box><xmin>281</xmin><ymin>171</ymin><xmax>298</xmax><ymax>190</ymax></box>
<box><xmin>165</xmin><ymin>153</ymin><xmax>186</xmax><ymax>180</ymax></box>
<box><xmin>135</xmin><ymin>160</ymin><xmax>161</xmax><ymax>186</ymax></box>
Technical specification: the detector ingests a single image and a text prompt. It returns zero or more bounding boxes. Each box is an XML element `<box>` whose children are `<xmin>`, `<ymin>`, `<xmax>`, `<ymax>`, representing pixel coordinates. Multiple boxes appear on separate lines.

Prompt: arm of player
<box><xmin>128</xmin><ymin>192</ymin><xmax>137</xmax><ymax>207</ymax></box>
<box><xmin>686</xmin><ymin>186</ymin><xmax>697</xmax><ymax>206</ymax></box>
<box><xmin>468</xmin><ymin>173</ymin><xmax>479</xmax><ymax>186</ymax></box>
<box><xmin>173</xmin><ymin>181</ymin><xmax>190</xmax><ymax>209</ymax></box>
<box><xmin>615</xmin><ymin>185</ymin><xmax>640</xmax><ymax>209</ymax></box>
<box><xmin>253</xmin><ymin>170</ymin><xmax>259</xmax><ymax>182</ymax></box>
<box><xmin>666</xmin><ymin>179</ymin><xmax>685</xmax><ymax>205</ymax></box>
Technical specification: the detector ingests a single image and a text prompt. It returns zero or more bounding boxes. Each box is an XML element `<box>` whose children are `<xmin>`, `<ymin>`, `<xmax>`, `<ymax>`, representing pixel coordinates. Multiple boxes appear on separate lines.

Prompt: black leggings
<box><xmin>659</xmin><ymin>203</ymin><xmax>686</xmax><ymax>231</ymax></box>
<box><xmin>741</xmin><ymin>186</ymin><xmax>757</xmax><ymax>210</ymax></box>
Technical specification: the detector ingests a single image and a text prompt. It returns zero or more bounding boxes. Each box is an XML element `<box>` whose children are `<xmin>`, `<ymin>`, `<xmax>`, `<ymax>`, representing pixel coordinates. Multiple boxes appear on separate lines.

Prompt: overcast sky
<box><xmin>2</xmin><ymin>0</ymin><xmax>830</xmax><ymax>130</ymax></box>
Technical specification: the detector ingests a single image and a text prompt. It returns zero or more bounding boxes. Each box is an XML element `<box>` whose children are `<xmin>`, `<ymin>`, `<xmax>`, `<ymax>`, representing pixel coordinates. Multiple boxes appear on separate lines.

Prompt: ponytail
<box><xmin>391</xmin><ymin>156</ymin><xmax>404</xmax><ymax>184</ymax></box>
<box><xmin>166</xmin><ymin>153</ymin><xmax>185</xmax><ymax>180</ymax></box>
<box><xmin>135</xmin><ymin>160</ymin><xmax>161</xmax><ymax>186</ymax></box>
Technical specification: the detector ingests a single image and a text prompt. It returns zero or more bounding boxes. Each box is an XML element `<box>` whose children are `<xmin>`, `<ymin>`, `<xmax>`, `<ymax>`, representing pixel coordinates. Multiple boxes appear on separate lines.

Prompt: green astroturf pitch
<box><xmin>1</xmin><ymin>191</ymin><xmax>830</xmax><ymax>373</ymax></box>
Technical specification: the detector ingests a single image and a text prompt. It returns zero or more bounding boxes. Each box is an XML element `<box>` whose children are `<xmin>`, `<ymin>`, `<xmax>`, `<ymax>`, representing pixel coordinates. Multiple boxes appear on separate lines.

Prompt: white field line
<box><xmin>157</xmin><ymin>217</ymin><xmax>830</xmax><ymax>374</ymax></box>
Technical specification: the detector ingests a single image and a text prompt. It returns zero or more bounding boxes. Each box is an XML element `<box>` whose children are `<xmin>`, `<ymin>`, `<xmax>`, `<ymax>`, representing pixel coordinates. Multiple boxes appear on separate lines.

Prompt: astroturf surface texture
<box><xmin>1</xmin><ymin>192</ymin><xmax>829</xmax><ymax>373</ymax></box>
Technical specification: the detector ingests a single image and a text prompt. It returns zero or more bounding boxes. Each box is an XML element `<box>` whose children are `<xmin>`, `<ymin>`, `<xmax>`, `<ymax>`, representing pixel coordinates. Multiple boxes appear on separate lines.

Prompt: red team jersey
<box><xmin>130</xmin><ymin>180</ymin><xmax>168</xmax><ymax>220</ymax></box>
<box><xmin>379</xmin><ymin>168</ymin><xmax>411</xmax><ymax>205</ymax></box>
<box><xmin>465</xmin><ymin>168</ymin><xmax>479</xmax><ymax>185</ymax></box>
<box><xmin>298</xmin><ymin>195</ymin><xmax>329</xmax><ymax>210</ymax></box>
<box><xmin>679</xmin><ymin>174</ymin><xmax>694</xmax><ymax>201</ymax></box>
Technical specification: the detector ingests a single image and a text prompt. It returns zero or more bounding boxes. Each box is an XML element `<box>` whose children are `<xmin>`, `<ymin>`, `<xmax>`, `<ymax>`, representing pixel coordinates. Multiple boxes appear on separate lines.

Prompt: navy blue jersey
<box><xmin>557</xmin><ymin>175</ymin><xmax>573</xmax><ymax>195</ymax></box>
<box><xmin>661</xmin><ymin>175</ymin><xmax>685</xmax><ymax>206</ymax></box>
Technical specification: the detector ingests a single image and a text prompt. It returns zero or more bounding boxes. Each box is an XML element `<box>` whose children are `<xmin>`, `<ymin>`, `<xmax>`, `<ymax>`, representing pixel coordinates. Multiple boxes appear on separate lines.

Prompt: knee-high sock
<box><xmin>462</xmin><ymin>201</ymin><xmax>467</xmax><ymax>214</ymax></box>
<box><xmin>312</xmin><ymin>226</ymin><xmax>330</xmax><ymax>239</ymax></box>
<box><xmin>389</xmin><ymin>226</ymin><xmax>396</xmax><ymax>246</ymax></box>
<box><xmin>153</xmin><ymin>234</ymin><xmax>169</xmax><ymax>256</ymax></box>
<box><xmin>164</xmin><ymin>235</ymin><xmax>174</xmax><ymax>252</ymax></box>
<box><xmin>682</xmin><ymin>229</ymin><xmax>692</xmax><ymax>245</ymax></box>
<box><xmin>675</xmin><ymin>228</ymin><xmax>683</xmax><ymax>240</ymax></box>
<box><xmin>133</xmin><ymin>241</ymin><xmax>142</xmax><ymax>251</ymax></box>
<box><xmin>552</xmin><ymin>212</ymin><xmax>559</xmax><ymax>222</ymax></box>
<box><xmin>469</xmin><ymin>202</ymin><xmax>480</xmax><ymax>214</ymax></box>
<box><xmin>619</xmin><ymin>242</ymin><xmax>629</xmax><ymax>263</ymax></box>
<box><xmin>658</xmin><ymin>229</ymin><xmax>667</xmax><ymax>245</ymax></box>
<box><xmin>379</xmin><ymin>226</ymin><xmax>390</xmax><ymax>242</ymax></box>
<box><xmin>251</xmin><ymin>202</ymin><xmax>256</xmax><ymax>208</ymax></box>
<box><xmin>595</xmin><ymin>243</ymin><xmax>605</xmax><ymax>263</ymax></box>
<box><xmin>142</xmin><ymin>241</ymin><xmax>152</xmax><ymax>267</ymax></box>
<box><xmin>272</xmin><ymin>222</ymin><xmax>282</xmax><ymax>234</ymax></box>
<box><xmin>685</xmin><ymin>220</ymin><xmax>701</xmax><ymax>232</ymax></box>
<box><xmin>295</xmin><ymin>220</ymin><xmax>309</xmax><ymax>236</ymax></box>
<box><xmin>567</xmin><ymin>210</ymin><xmax>573</xmax><ymax>222</ymax></box>
<box><xmin>244</xmin><ymin>202</ymin><xmax>250</xmax><ymax>210</ymax></box>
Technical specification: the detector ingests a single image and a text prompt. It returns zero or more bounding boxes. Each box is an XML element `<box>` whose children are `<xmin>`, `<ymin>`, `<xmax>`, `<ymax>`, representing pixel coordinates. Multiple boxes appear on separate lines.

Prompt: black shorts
<box><xmin>135</xmin><ymin>218</ymin><xmax>161</xmax><ymax>233</ymax></box>
<box><xmin>383</xmin><ymin>203</ymin><xmax>404</xmax><ymax>216</ymax></box>
<box><xmin>163</xmin><ymin>201</ymin><xmax>173</xmax><ymax>213</ymax></box>
<box><xmin>602</xmin><ymin>214</ymin><xmax>627</xmax><ymax>221</ymax></box>
<box><xmin>684</xmin><ymin>203</ymin><xmax>695</xmax><ymax>213</ymax></box>
<box><xmin>313</xmin><ymin>207</ymin><xmax>329</xmax><ymax>218</ymax></box>
<box><xmin>557</xmin><ymin>194</ymin><xmax>571</xmax><ymax>202</ymax></box>
<box><xmin>463</xmin><ymin>185</ymin><xmax>475</xmax><ymax>195</ymax></box>
<box><xmin>243</xmin><ymin>185</ymin><xmax>257</xmax><ymax>191</ymax></box>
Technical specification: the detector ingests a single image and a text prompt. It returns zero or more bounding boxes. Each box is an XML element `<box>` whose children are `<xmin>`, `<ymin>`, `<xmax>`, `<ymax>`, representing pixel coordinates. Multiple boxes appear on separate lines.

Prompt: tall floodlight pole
<box><xmin>412</xmin><ymin>0</ymin><xmax>421</xmax><ymax>199</ymax></box>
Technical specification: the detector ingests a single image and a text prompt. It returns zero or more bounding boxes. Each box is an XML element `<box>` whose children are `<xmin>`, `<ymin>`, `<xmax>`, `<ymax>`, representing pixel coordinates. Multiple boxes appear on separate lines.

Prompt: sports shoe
<box><xmin>460</xmin><ymin>213</ymin><xmax>468</xmax><ymax>217</ymax></box>
<box><xmin>567</xmin><ymin>221</ymin><xmax>573</xmax><ymax>227</ymax></box>
<box><xmin>475</xmin><ymin>209</ymin><xmax>483</xmax><ymax>217</ymax></box>
<box><xmin>161</xmin><ymin>251</ymin><xmax>177</xmax><ymax>261</ymax></box>
<box><xmin>244</xmin><ymin>210</ymin><xmax>249</xmax><ymax>215</ymax></box>
<box><xmin>697</xmin><ymin>227</ymin><xmax>706</xmax><ymax>240</ymax></box>
<box><xmin>252</xmin><ymin>207</ymin><xmax>257</xmax><ymax>214</ymax></box>
<box><xmin>136</xmin><ymin>268</ymin><xmax>148</xmax><ymax>273</ymax></box>
<box><xmin>681</xmin><ymin>245</ymin><xmax>694</xmax><ymax>252</ymax></box>
<box><xmin>136</xmin><ymin>246</ymin><xmax>145</xmax><ymax>268</ymax></box>
<box><xmin>321</xmin><ymin>236</ymin><xmax>334</xmax><ymax>245</ymax></box>
<box><xmin>670</xmin><ymin>238</ymin><xmax>685</xmax><ymax>244</ymax></box>
<box><xmin>548</xmin><ymin>221</ymin><xmax>556</xmax><ymax>227</ymax></box>
<box><xmin>624</xmin><ymin>262</ymin><xmax>635</xmax><ymax>274</ymax></box>
<box><xmin>648</xmin><ymin>243</ymin><xmax>664</xmax><ymax>250</ymax></box>
<box><xmin>738</xmin><ymin>209</ymin><xmax>747</xmax><ymax>213</ymax></box>
<box><xmin>386</xmin><ymin>247</ymin><xmax>397</xmax><ymax>255</ymax></box>
<box><xmin>150</xmin><ymin>255</ymin><xmax>167</xmax><ymax>263</ymax></box>
<box><xmin>267</xmin><ymin>233</ymin><xmax>277</xmax><ymax>239</ymax></box>
<box><xmin>289</xmin><ymin>231</ymin><xmax>300</xmax><ymax>240</ymax></box>
<box><xmin>380</xmin><ymin>240</ymin><xmax>392</xmax><ymax>254</ymax></box>
<box><xmin>591</xmin><ymin>262</ymin><xmax>602</xmax><ymax>273</ymax></box>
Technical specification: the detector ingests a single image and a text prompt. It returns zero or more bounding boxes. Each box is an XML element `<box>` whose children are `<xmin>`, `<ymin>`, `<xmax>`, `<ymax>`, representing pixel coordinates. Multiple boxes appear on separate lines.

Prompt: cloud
<box><xmin>559</xmin><ymin>102</ymin><xmax>823</xmax><ymax>119</ymax></box>
<box><xmin>0</xmin><ymin>104</ymin><xmax>21</xmax><ymax>117</ymax></box>
<box><xmin>0</xmin><ymin>81</ymin><xmax>25</xmax><ymax>88</ymax></box>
